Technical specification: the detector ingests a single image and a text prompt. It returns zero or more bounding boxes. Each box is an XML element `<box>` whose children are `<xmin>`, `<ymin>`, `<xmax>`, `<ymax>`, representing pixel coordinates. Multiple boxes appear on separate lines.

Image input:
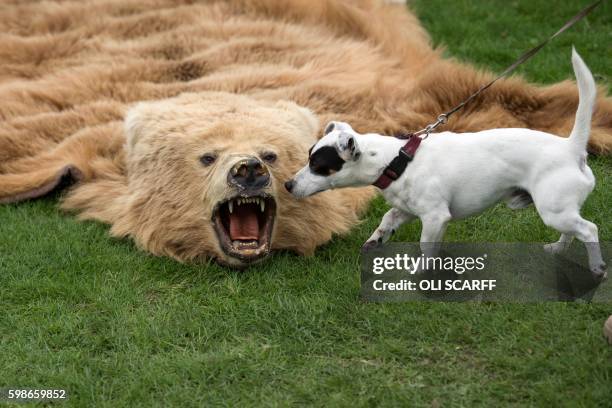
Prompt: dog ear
<box><xmin>324</xmin><ymin>121</ymin><xmax>336</xmax><ymax>135</ymax></box>
<box><xmin>336</xmin><ymin>131</ymin><xmax>361</xmax><ymax>161</ymax></box>
<box><xmin>324</xmin><ymin>121</ymin><xmax>353</xmax><ymax>135</ymax></box>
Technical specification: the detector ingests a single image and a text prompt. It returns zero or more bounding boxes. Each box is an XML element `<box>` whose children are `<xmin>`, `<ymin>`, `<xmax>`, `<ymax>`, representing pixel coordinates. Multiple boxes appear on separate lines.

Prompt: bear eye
<box><xmin>262</xmin><ymin>152</ymin><xmax>277</xmax><ymax>163</ymax></box>
<box><xmin>200</xmin><ymin>153</ymin><xmax>217</xmax><ymax>166</ymax></box>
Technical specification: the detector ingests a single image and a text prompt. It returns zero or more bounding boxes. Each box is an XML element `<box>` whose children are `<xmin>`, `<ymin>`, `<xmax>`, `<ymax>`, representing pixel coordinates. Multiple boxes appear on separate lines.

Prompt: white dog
<box><xmin>285</xmin><ymin>49</ymin><xmax>607</xmax><ymax>279</ymax></box>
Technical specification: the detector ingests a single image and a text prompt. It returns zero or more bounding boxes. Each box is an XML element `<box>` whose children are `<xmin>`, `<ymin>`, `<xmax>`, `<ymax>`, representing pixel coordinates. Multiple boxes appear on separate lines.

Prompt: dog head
<box><xmin>286</xmin><ymin>121</ymin><xmax>371</xmax><ymax>198</ymax></box>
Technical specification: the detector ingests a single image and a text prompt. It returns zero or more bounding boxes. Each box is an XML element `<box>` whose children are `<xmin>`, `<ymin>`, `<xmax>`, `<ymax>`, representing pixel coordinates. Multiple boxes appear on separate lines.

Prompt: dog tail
<box><xmin>568</xmin><ymin>47</ymin><xmax>597</xmax><ymax>154</ymax></box>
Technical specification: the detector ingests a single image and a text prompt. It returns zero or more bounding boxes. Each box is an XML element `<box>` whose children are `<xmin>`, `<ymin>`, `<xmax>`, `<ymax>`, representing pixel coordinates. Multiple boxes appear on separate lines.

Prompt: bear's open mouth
<box><xmin>212</xmin><ymin>194</ymin><xmax>276</xmax><ymax>263</ymax></box>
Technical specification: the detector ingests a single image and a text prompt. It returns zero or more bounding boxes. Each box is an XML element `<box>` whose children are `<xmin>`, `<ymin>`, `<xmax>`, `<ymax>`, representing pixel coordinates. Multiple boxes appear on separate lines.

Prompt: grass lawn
<box><xmin>1</xmin><ymin>0</ymin><xmax>611</xmax><ymax>406</ymax></box>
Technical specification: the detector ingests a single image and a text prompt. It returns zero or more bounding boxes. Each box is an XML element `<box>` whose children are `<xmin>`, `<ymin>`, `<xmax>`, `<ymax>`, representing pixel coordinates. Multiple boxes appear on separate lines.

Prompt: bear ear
<box><xmin>274</xmin><ymin>101</ymin><xmax>319</xmax><ymax>140</ymax></box>
<box><xmin>124</xmin><ymin>102</ymin><xmax>153</xmax><ymax>152</ymax></box>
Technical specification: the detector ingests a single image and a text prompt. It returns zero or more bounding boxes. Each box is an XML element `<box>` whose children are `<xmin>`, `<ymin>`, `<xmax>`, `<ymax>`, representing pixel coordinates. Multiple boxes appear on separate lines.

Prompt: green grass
<box><xmin>1</xmin><ymin>0</ymin><xmax>611</xmax><ymax>406</ymax></box>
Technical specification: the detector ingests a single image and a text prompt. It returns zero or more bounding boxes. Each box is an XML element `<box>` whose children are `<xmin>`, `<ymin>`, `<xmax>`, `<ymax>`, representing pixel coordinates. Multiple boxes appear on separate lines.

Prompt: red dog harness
<box><xmin>372</xmin><ymin>135</ymin><xmax>422</xmax><ymax>190</ymax></box>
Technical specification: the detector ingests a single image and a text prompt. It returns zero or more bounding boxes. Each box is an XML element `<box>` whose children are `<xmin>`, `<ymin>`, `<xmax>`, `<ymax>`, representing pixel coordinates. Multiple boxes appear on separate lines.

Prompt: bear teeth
<box><xmin>231</xmin><ymin>197</ymin><xmax>264</xmax><ymax>210</ymax></box>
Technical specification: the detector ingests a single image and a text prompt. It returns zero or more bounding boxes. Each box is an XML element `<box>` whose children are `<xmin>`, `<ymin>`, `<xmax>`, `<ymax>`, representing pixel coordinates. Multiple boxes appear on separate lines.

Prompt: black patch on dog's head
<box><xmin>309</xmin><ymin>145</ymin><xmax>345</xmax><ymax>176</ymax></box>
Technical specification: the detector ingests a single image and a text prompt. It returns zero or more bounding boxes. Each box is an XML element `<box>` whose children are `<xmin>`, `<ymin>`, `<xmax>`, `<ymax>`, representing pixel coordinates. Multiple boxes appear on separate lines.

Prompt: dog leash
<box><xmin>374</xmin><ymin>0</ymin><xmax>603</xmax><ymax>190</ymax></box>
<box><xmin>398</xmin><ymin>0</ymin><xmax>603</xmax><ymax>140</ymax></box>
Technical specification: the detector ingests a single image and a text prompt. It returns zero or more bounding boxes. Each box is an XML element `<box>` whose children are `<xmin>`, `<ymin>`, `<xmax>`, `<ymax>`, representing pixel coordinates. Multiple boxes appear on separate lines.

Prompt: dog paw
<box><xmin>543</xmin><ymin>243</ymin><xmax>565</xmax><ymax>255</ymax></box>
<box><xmin>361</xmin><ymin>240</ymin><xmax>380</xmax><ymax>252</ymax></box>
<box><xmin>408</xmin><ymin>265</ymin><xmax>425</xmax><ymax>275</ymax></box>
<box><xmin>591</xmin><ymin>262</ymin><xmax>608</xmax><ymax>281</ymax></box>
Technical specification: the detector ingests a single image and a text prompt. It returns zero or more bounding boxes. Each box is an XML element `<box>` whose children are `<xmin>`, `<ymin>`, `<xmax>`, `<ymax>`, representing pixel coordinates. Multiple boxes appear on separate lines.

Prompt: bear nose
<box><xmin>284</xmin><ymin>180</ymin><xmax>294</xmax><ymax>193</ymax></box>
<box><xmin>229</xmin><ymin>157</ymin><xmax>270</xmax><ymax>189</ymax></box>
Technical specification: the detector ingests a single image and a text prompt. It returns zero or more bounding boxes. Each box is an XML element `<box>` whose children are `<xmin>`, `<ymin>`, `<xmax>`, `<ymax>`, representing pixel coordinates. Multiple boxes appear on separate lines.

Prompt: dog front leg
<box><xmin>419</xmin><ymin>209</ymin><xmax>451</xmax><ymax>255</ymax></box>
<box><xmin>362</xmin><ymin>208</ymin><xmax>415</xmax><ymax>251</ymax></box>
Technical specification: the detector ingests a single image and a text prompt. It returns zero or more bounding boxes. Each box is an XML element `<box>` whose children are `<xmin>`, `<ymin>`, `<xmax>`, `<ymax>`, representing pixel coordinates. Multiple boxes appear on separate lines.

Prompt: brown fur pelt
<box><xmin>0</xmin><ymin>0</ymin><xmax>611</xmax><ymax>266</ymax></box>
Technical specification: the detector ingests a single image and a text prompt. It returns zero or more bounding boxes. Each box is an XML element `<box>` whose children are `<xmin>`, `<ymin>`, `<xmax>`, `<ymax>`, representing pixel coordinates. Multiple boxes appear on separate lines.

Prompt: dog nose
<box><xmin>229</xmin><ymin>157</ymin><xmax>270</xmax><ymax>189</ymax></box>
<box><xmin>284</xmin><ymin>180</ymin><xmax>294</xmax><ymax>193</ymax></box>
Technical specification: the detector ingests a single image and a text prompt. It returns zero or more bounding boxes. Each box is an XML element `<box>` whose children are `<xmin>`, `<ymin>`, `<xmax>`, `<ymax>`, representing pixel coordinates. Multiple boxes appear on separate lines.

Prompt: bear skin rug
<box><xmin>0</xmin><ymin>0</ymin><xmax>611</xmax><ymax>267</ymax></box>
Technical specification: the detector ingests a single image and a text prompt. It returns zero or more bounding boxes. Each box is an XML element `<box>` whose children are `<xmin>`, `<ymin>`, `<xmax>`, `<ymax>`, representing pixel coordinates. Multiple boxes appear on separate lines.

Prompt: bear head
<box><xmin>118</xmin><ymin>92</ymin><xmax>371</xmax><ymax>267</ymax></box>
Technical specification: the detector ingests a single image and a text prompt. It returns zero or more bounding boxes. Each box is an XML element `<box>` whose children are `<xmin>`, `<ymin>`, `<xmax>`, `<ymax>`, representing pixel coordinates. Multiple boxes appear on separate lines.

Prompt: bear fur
<box><xmin>0</xmin><ymin>0</ymin><xmax>611</xmax><ymax>266</ymax></box>
<box><xmin>116</xmin><ymin>92</ymin><xmax>372</xmax><ymax>266</ymax></box>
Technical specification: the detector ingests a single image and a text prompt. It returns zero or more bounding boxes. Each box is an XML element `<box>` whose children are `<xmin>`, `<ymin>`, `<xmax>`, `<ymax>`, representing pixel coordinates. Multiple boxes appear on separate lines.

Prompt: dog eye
<box><xmin>262</xmin><ymin>152</ymin><xmax>277</xmax><ymax>163</ymax></box>
<box><xmin>200</xmin><ymin>153</ymin><xmax>217</xmax><ymax>166</ymax></box>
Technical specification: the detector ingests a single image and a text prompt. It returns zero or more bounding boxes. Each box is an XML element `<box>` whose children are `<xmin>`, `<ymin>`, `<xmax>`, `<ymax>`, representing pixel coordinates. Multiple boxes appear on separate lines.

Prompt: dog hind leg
<box><xmin>543</xmin><ymin>233</ymin><xmax>574</xmax><ymax>254</ymax></box>
<box><xmin>538</xmin><ymin>209</ymin><xmax>606</xmax><ymax>279</ymax></box>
